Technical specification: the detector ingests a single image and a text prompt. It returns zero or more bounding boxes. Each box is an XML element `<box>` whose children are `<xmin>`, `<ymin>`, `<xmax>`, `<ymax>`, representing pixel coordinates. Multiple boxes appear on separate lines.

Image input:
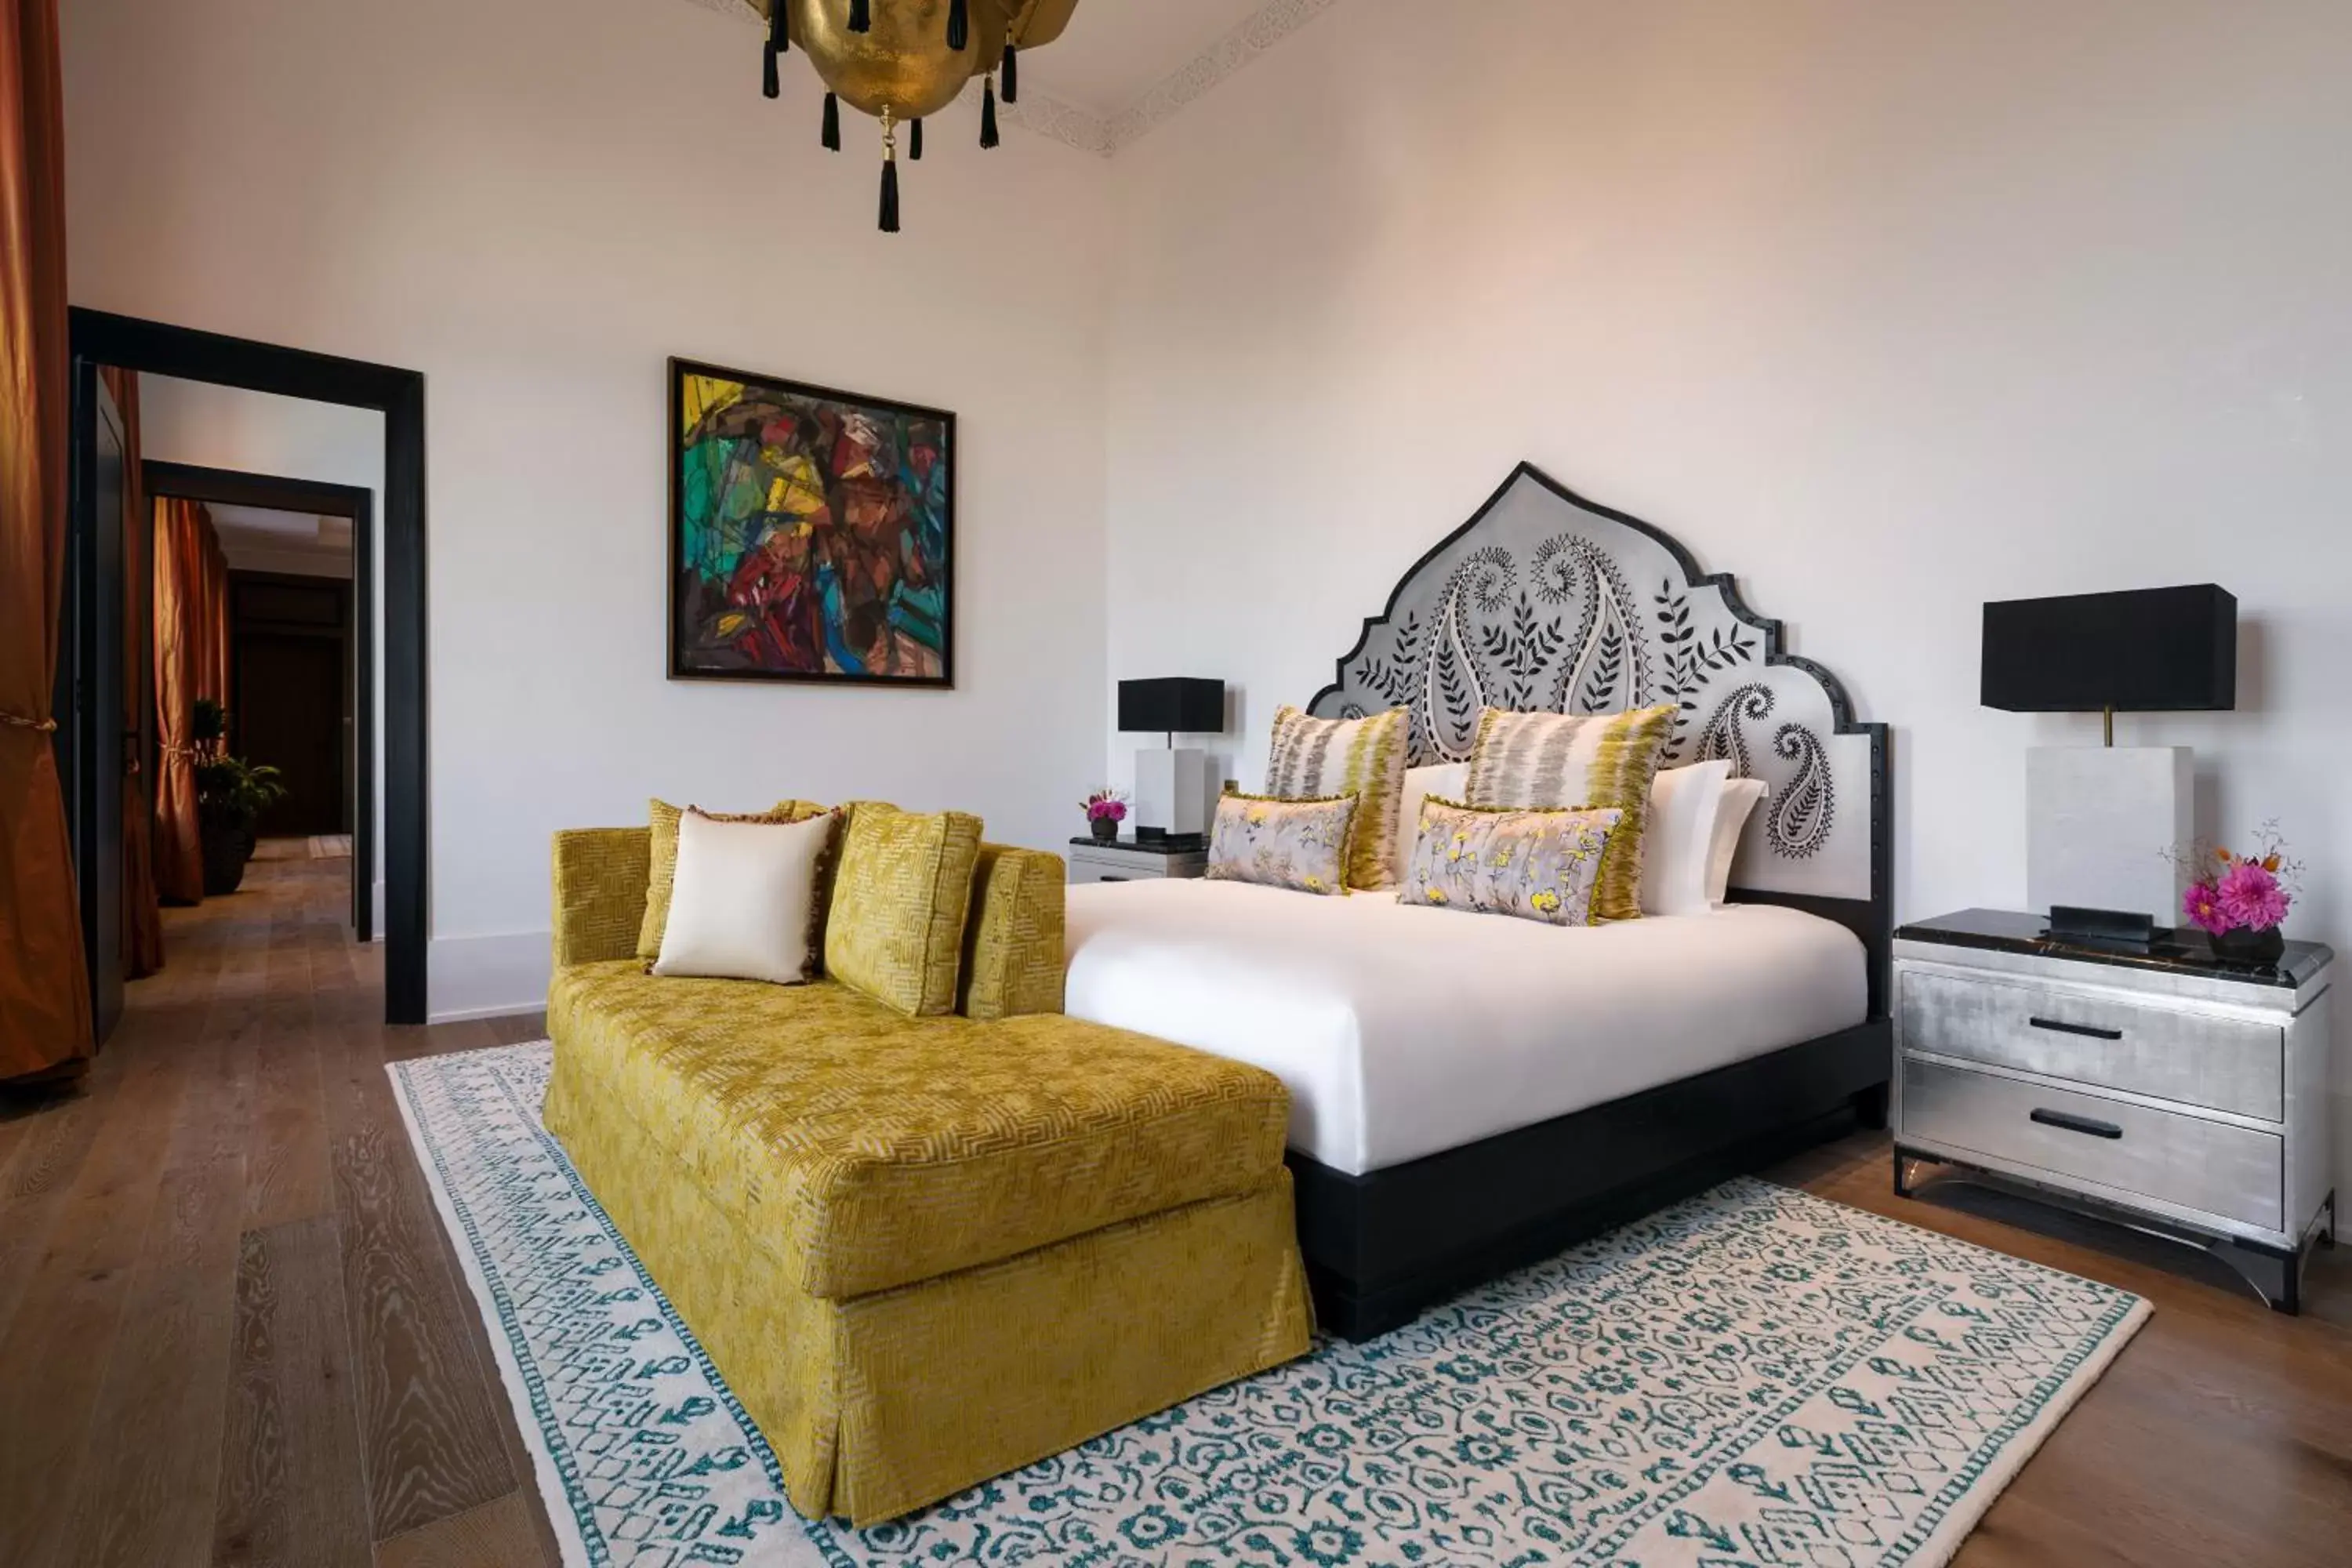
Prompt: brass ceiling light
<box><xmin>751</xmin><ymin>0</ymin><xmax>1079</xmax><ymax>232</ymax></box>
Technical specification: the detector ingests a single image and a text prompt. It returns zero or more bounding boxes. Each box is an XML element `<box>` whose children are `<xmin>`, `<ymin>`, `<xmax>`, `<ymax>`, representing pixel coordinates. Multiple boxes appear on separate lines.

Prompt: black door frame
<box><xmin>147</xmin><ymin>460</ymin><xmax>376</xmax><ymax>942</ymax></box>
<box><xmin>71</xmin><ymin>308</ymin><xmax>428</xmax><ymax>1025</ymax></box>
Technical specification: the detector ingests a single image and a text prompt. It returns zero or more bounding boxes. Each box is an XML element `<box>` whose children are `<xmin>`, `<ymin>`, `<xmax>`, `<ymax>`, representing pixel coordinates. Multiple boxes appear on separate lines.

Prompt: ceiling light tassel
<box><xmin>822</xmin><ymin>90</ymin><xmax>841</xmax><ymax>151</ymax></box>
<box><xmin>761</xmin><ymin>39</ymin><xmax>780</xmax><ymax>99</ymax></box>
<box><xmin>1000</xmin><ymin>41</ymin><xmax>1018</xmax><ymax>103</ymax></box>
<box><xmin>946</xmin><ymin>0</ymin><xmax>968</xmax><ymax>50</ymax></box>
<box><xmin>980</xmin><ymin>71</ymin><xmax>1000</xmax><ymax>148</ymax></box>
<box><xmin>909</xmin><ymin>117</ymin><xmax>923</xmax><ymax>160</ymax></box>
<box><xmin>847</xmin><ymin>0</ymin><xmax>870</xmax><ymax>32</ymax></box>
<box><xmin>768</xmin><ymin>0</ymin><xmax>788</xmax><ymax>54</ymax></box>
<box><xmin>879</xmin><ymin>107</ymin><xmax>901</xmax><ymax>234</ymax></box>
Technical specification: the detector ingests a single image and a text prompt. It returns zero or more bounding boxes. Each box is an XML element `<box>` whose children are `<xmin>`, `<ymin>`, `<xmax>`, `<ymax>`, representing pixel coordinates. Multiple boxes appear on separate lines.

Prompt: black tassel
<box><xmin>768</xmin><ymin>0</ymin><xmax>787</xmax><ymax>53</ymax></box>
<box><xmin>909</xmin><ymin>118</ymin><xmax>923</xmax><ymax>160</ymax></box>
<box><xmin>822</xmin><ymin>92</ymin><xmax>840</xmax><ymax>151</ymax></box>
<box><xmin>879</xmin><ymin>156</ymin><xmax>899</xmax><ymax>233</ymax></box>
<box><xmin>762</xmin><ymin>41</ymin><xmax>779</xmax><ymax>99</ymax></box>
<box><xmin>848</xmin><ymin>0</ymin><xmax>869</xmax><ymax>31</ymax></box>
<box><xmin>979</xmin><ymin>76</ymin><xmax>999</xmax><ymax>148</ymax></box>
<box><xmin>1001</xmin><ymin>43</ymin><xmax>1018</xmax><ymax>103</ymax></box>
<box><xmin>946</xmin><ymin>0</ymin><xmax>967</xmax><ymax>50</ymax></box>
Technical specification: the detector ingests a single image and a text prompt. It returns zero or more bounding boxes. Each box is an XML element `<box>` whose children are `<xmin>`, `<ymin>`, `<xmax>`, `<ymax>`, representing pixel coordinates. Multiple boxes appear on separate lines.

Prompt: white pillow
<box><xmin>1708</xmin><ymin>778</ymin><xmax>1768</xmax><ymax>906</ymax></box>
<box><xmin>1392</xmin><ymin>761</ymin><xmax>1470</xmax><ymax>887</ymax></box>
<box><xmin>1640</xmin><ymin>760</ymin><xmax>1731</xmax><ymax>916</ymax></box>
<box><xmin>652</xmin><ymin>808</ymin><xmax>839</xmax><ymax>984</ymax></box>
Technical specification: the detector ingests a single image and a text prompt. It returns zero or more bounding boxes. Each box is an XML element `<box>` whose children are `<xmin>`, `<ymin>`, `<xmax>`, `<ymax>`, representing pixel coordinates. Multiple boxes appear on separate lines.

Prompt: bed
<box><xmin>1069</xmin><ymin>463</ymin><xmax>1894</xmax><ymax>1339</ymax></box>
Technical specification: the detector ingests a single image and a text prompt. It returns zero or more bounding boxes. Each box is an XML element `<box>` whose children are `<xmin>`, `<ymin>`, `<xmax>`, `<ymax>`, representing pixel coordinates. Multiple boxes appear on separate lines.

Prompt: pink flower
<box><xmin>2215</xmin><ymin>860</ymin><xmax>2289</xmax><ymax>932</ymax></box>
<box><xmin>2182</xmin><ymin>880</ymin><xmax>2230</xmax><ymax>936</ymax></box>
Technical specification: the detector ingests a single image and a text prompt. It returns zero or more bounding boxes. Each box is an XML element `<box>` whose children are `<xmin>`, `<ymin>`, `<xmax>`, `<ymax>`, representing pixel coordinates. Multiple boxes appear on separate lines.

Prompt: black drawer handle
<box><xmin>2031</xmin><ymin>1108</ymin><xmax>2123</xmax><ymax>1140</ymax></box>
<box><xmin>2028</xmin><ymin>1016</ymin><xmax>2123</xmax><ymax>1041</ymax></box>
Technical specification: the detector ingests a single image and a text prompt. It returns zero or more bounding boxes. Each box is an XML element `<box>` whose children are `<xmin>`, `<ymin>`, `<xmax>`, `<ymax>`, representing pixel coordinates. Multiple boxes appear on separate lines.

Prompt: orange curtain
<box><xmin>102</xmin><ymin>367</ymin><xmax>163</xmax><ymax>977</ymax></box>
<box><xmin>151</xmin><ymin>497</ymin><xmax>207</xmax><ymax>904</ymax></box>
<box><xmin>0</xmin><ymin>0</ymin><xmax>92</xmax><ymax>1080</ymax></box>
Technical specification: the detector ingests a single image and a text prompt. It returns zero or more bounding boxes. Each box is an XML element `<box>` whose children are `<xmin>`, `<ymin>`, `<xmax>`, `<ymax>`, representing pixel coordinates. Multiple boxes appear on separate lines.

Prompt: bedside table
<box><xmin>1066</xmin><ymin>837</ymin><xmax>1209</xmax><ymax>885</ymax></box>
<box><xmin>1894</xmin><ymin>909</ymin><xmax>2336</xmax><ymax>1313</ymax></box>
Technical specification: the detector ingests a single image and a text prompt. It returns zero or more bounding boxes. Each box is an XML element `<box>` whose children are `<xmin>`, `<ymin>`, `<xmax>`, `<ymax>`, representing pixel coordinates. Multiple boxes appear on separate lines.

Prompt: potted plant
<box><xmin>1083</xmin><ymin>789</ymin><xmax>1128</xmax><ymax>844</ymax></box>
<box><xmin>2177</xmin><ymin>822</ymin><xmax>2300</xmax><ymax>964</ymax></box>
<box><xmin>195</xmin><ymin>755</ymin><xmax>289</xmax><ymax>896</ymax></box>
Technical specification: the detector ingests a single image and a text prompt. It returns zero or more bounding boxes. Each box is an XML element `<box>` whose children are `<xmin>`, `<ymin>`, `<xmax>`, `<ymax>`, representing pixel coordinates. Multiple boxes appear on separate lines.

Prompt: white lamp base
<box><xmin>2026</xmin><ymin>746</ymin><xmax>2192</xmax><ymax>923</ymax></box>
<box><xmin>1134</xmin><ymin>747</ymin><xmax>1210</xmax><ymax>837</ymax></box>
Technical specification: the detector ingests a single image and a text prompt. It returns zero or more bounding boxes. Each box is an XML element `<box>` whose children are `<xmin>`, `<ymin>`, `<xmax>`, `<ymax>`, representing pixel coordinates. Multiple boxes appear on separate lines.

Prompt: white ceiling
<box><xmin>1024</xmin><ymin>0</ymin><xmax>1269</xmax><ymax>118</ymax></box>
<box><xmin>208</xmin><ymin>503</ymin><xmax>352</xmax><ymax>554</ymax></box>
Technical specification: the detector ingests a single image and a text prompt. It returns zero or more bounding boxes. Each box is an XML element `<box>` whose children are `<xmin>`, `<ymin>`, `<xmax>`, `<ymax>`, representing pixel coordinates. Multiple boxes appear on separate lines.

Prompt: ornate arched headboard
<box><xmin>1307</xmin><ymin>463</ymin><xmax>1892</xmax><ymax>1007</ymax></box>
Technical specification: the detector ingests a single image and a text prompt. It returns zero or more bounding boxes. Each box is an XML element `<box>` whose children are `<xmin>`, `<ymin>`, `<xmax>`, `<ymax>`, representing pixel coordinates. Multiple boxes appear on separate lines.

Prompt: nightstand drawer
<box><xmin>1901</xmin><ymin>1057</ymin><xmax>2282</xmax><ymax>1232</ymax></box>
<box><xmin>1899</xmin><ymin>968</ymin><xmax>2282</xmax><ymax>1121</ymax></box>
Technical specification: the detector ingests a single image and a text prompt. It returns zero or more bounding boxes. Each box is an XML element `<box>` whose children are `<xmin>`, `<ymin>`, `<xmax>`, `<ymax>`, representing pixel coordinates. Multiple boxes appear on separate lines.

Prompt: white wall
<box><xmin>140</xmin><ymin>376</ymin><xmax>386</xmax><ymax>930</ymax></box>
<box><xmin>65</xmin><ymin>0</ymin><xmax>1115</xmax><ymax>1020</ymax></box>
<box><xmin>1104</xmin><ymin>1</ymin><xmax>2352</xmax><ymax>1163</ymax></box>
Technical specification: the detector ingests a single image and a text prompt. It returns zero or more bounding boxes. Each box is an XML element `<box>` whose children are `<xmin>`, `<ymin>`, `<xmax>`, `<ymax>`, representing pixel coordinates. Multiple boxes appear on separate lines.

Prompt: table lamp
<box><xmin>1117</xmin><ymin>677</ymin><xmax>1225</xmax><ymax>843</ymax></box>
<box><xmin>1982</xmin><ymin>584</ymin><xmax>2235</xmax><ymax>938</ymax></box>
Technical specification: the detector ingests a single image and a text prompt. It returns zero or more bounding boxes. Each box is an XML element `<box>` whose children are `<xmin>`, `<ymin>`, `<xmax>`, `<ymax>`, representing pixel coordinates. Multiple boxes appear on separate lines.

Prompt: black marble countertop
<box><xmin>1896</xmin><ymin>908</ymin><xmax>2332</xmax><ymax>991</ymax></box>
<box><xmin>1069</xmin><ymin>835</ymin><xmax>1207</xmax><ymax>855</ymax></box>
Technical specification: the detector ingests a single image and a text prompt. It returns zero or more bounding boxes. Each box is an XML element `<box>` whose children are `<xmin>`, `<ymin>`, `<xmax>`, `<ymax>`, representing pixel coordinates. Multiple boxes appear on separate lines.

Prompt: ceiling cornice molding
<box><xmin>1102</xmin><ymin>0</ymin><xmax>1341</xmax><ymax>155</ymax></box>
<box><xmin>673</xmin><ymin>0</ymin><xmax>1342</xmax><ymax>159</ymax></box>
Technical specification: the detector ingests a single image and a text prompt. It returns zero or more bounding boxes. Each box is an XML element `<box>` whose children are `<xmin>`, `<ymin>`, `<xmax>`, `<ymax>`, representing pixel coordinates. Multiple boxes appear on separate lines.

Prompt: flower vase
<box><xmin>1090</xmin><ymin>817</ymin><xmax>1118</xmax><ymax>843</ymax></box>
<box><xmin>2208</xmin><ymin>925</ymin><xmax>2285</xmax><ymax>964</ymax></box>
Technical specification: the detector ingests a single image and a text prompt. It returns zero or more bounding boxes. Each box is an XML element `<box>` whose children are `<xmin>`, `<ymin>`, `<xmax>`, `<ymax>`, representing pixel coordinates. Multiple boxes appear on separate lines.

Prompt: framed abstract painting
<box><xmin>667</xmin><ymin>357</ymin><xmax>954</xmax><ymax>686</ymax></box>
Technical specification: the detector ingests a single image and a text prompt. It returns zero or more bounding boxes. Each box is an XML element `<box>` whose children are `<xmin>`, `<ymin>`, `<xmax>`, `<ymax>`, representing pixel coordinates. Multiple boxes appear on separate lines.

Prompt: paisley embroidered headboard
<box><xmin>1307</xmin><ymin>463</ymin><xmax>1892</xmax><ymax>1003</ymax></box>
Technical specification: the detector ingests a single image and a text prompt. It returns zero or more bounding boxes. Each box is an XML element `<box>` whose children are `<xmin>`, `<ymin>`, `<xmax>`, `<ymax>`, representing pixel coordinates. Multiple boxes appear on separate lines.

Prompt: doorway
<box><xmin>145</xmin><ymin>461</ymin><xmax>376</xmax><ymax>942</ymax></box>
<box><xmin>65</xmin><ymin>310</ymin><xmax>427</xmax><ymax>1026</ymax></box>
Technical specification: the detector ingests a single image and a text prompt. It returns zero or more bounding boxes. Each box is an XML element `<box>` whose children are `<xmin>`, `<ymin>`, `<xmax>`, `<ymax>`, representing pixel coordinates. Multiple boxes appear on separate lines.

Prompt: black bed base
<box><xmin>1288</xmin><ymin>1019</ymin><xmax>1893</xmax><ymax>1340</ymax></box>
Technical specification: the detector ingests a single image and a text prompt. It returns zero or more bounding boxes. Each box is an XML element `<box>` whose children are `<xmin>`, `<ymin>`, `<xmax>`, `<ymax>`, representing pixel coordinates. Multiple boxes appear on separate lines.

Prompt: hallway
<box><xmin>0</xmin><ymin>851</ymin><xmax>554</xmax><ymax>1567</ymax></box>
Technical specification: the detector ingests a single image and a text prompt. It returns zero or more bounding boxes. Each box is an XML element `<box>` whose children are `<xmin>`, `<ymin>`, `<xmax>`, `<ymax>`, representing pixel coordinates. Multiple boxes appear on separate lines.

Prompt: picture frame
<box><xmin>666</xmin><ymin>356</ymin><xmax>955</xmax><ymax>688</ymax></box>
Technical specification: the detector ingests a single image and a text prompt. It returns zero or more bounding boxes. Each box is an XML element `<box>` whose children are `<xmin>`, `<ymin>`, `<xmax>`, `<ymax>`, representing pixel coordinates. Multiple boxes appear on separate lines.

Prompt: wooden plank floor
<box><xmin>0</xmin><ymin>850</ymin><xmax>2345</xmax><ymax>1565</ymax></box>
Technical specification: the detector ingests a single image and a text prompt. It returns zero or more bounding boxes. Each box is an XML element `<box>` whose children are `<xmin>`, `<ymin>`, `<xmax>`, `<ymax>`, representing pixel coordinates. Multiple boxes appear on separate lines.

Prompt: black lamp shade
<box><xmin>1981</xmin><ymin>584</ymin><xmax>2236</xmax><ymax>713</ymax></box>
<box><xmin>1118</xmin><ymin>677</ymin><xmax>1225</xmax><ymax>735</ymax></box>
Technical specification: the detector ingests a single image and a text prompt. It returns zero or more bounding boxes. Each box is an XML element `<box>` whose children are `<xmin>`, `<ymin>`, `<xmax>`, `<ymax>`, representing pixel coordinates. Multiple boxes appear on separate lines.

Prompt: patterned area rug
<box><xmin>393</xmin><ymin>1043</ymin><xmax>2148</xmax><ymax>1568</ymax></box>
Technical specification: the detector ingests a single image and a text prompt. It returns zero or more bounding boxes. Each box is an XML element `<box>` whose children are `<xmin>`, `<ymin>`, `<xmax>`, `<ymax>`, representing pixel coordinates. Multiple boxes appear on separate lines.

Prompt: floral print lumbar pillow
<box><xmin>1403</xmin><ymin>797</ymin><xmax>1624</xmax><ymax>927</ymax></box>
<box><xmin>1204</xmin><ymin>792</ymin><xmax>1359</xmax><ymax>896</ymax></box>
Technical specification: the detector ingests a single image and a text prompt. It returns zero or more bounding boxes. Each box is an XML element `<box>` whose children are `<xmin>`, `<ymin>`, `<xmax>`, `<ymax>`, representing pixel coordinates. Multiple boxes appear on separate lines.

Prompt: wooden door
<box><xmin>60</xmin><ymin>362</ymin><xmax>126</xmax><ymax>1044</ymax></box>
<box><xmin>235</xmin><ymin>630</ymin><xmax>347</xmax><ymax>837</ymax></box>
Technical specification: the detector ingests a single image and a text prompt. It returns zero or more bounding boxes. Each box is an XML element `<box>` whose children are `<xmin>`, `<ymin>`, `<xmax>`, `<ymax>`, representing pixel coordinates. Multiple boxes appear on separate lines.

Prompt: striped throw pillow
<box><xmin>1264</xmin><ymin>705</ymin><xmax>1406</xmax><ymax>890</ymax></box>
<box><xmin>1464</xmin><ymin>705</ymin><xmax>1677</xmax><ymax>922</ymax></box>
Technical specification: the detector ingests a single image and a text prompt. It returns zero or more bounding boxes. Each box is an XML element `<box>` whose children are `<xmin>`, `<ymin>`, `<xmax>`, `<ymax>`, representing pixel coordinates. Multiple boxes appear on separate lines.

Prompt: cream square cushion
<box><xmin>1641</xmin><ymin>760</ymin><xmax>1732</xmax><ymax>916</ymax></box>
<box><xmin>1708</xmin><ymin>778</ymin><xmax>1769</xmax><ymax>906</ymax></box>
<box><xmin>652</xmin><ymin>808</ymin><xmax>840</xmax><ymax>985</ymax></box>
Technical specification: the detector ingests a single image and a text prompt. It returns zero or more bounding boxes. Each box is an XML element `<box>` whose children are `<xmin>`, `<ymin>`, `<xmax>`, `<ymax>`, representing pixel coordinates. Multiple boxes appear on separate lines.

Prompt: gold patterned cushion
<box><xmin>824</xmin><ymin>804</ymin><xmax>984</xmax><ymax>1017</ymax></box>
<box><xmin>1263</xmin><ymin>705</ymin><xmax>1406</xmax><ymax>891</ymax></box>
<box><xmin>1204</xmin><ymin>791</ymin><xmax>1356</xmax><ymax>895</ymax></box>
<box><xmin>1403</xmin><ymin>797</ymin><xmax>1624</xmax><ymax>926</ymax></box>
<box><xmin>1464</xmin><ymin>705</ymin><xmax>1677</xmax><ymax>922</ymax></box>
<box><xmin>637</xmin><ymin>797</ymin><xmax>823</xmax><ymax>960</ymax></box>
<box><xmin>546</xmin><ymin>961</ymin><xmax>1292</xmax><ymax>1298</ymax></box>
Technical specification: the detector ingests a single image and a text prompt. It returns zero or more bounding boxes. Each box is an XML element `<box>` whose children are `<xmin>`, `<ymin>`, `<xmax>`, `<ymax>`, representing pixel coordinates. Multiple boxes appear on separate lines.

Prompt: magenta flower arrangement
<box><xmin>1083</xmin><ymin>789</ymin><xmax>1129</xmax><ymax>824</ymax></box>
<box><xmin>2176</xmin><ymin>822</ymin><xmax>2301</xmax><ymax>958</ymax></box>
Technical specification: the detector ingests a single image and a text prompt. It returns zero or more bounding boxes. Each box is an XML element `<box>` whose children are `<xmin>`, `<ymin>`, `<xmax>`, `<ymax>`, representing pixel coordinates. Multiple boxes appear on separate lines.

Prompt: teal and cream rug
<box><xmin>393</xmin><ymin>1043</ymin><xmax>2149</xmax><ymax>1568</ymax></box>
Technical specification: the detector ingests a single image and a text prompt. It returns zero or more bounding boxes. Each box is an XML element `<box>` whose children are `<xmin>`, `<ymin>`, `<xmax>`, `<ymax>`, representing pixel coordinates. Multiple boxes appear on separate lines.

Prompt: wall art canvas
<box><xmin>668</xmin><ymin>358</ymin><xmax>953</xmax><ymax>685</ymax></box>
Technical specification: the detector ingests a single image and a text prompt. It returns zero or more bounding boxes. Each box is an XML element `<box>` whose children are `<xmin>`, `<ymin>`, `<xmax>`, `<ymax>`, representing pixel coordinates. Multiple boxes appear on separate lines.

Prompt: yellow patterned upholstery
<box><xmin>543</xmin><ymin>826</ymin><xmax>1312</xmax><ymax>1523</ymax></box>
<box><xmin>637</xmin><ymin>797</ymin><xmax>823</xmax><ymax>958</ymax></box>
<box><xmin>543</xmin><ymin>1063</ymin><xmax>1307</xmax><ymax>1523</ymax></box>
<box><xmin>958</xmin><ymin>844</ymin><xmax>1066</xmax><ymax>1018</ymax></box>
<box><xmin>822</xmin><ymin>804</ymin><xmax>983</xmax><ymax>1017</ymax></box>
<box><xmin>548</xmin><ymin>960</ymin><xmax>1289</xmax><ymax>1297</ymax></box>
<box><xmin>552</xmin><ymin>827</ymin><xmax>653</xmax><ymax>967</ymax></box>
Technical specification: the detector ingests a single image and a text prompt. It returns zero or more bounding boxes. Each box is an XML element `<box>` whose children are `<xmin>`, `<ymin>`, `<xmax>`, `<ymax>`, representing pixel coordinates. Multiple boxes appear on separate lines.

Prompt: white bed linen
<box><xmin>1065</xmin><ymin>880</ymin><xmax>1867</xmax><ymax>1177</ymax></box>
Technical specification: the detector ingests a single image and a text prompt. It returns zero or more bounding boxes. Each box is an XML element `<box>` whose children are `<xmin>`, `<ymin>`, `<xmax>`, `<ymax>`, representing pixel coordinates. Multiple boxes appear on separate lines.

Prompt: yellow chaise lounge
<box><xmin>541</xmin><ymin>819</ymin><xmax>1312</xmax><ymax>1525</ymax></box>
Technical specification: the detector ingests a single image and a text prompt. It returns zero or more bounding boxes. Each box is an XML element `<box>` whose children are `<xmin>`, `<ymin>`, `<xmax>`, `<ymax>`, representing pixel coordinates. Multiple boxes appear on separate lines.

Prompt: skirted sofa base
<box><xmin>545</xmin><ymin>1069</ymin><xmax>1305</xmax><ymax>1523</ymax></box>
<box><xmin>542</xmin><ymin>826</ymin><xmax>1313</xmax><ymax>1525</ymax></box>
